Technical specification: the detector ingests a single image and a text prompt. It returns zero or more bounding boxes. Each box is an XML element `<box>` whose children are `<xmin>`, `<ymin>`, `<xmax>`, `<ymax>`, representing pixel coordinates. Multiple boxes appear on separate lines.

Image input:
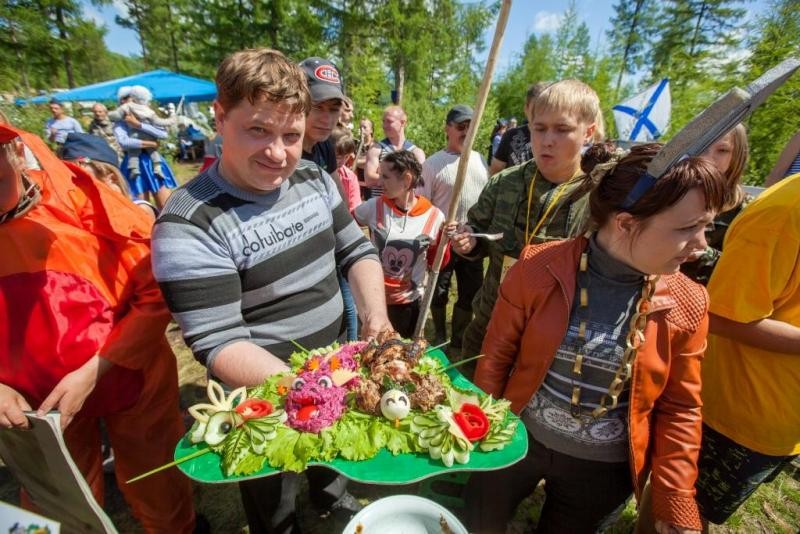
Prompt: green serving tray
<box><xmin>175</xmin><ymin>350</ymin><xmax>528</xmax><ymax>484</ymax></box>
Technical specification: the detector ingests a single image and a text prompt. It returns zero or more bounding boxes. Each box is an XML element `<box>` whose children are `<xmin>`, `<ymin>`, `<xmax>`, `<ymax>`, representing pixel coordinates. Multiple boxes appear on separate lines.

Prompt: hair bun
<box><xmin>581</xmin><ymin>142</ymin><xmax>617</xmax><ymax>174</ymax></box>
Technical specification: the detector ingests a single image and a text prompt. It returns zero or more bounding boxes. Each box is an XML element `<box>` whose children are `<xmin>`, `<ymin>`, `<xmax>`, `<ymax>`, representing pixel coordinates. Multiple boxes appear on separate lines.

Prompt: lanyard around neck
<box><xmin>524</xmin><ymin>168</ymin><xmax>582</xmax><ymax>244</ymax></box>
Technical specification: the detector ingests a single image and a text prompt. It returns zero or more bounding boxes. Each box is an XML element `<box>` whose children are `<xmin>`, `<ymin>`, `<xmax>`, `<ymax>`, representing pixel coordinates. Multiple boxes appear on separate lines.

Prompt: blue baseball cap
<box><xmin>62</xmin><ymin>133</ymin><xmax>119</xmax><ymax>167</ymax></box>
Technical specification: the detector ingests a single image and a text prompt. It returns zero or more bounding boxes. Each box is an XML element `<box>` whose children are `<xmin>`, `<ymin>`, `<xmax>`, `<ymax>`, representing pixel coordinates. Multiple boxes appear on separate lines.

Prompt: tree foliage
<box><xmin>0</xmin><ymin>0</ymin><xmax>141</xmax><ymax>93</ymax></box>
<box><xmin>742</xmin><ymin>0</ymin><xmax>800</xmax><ymax>184</ymax></box>
<box><xmin>606</xmin><ymin>0</ymin><xmax>658</xmax><ymax>98</ymax></box>
<box><xmin>1</xmin><ymin>0</ymin><xmax>797</xmax><ymax>184</ymax></box>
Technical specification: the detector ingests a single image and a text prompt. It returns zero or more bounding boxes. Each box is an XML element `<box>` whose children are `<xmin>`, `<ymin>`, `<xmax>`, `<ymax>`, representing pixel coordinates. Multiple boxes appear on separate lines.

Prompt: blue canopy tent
<box><xmin>20</xmin><ymin>69</ymin><xmax>216</xmax><ymax>104</ymax></box>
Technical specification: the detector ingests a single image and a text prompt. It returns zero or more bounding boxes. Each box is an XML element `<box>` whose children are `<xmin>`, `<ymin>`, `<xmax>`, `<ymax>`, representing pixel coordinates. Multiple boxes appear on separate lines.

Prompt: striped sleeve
<box><xmin>151</xmin><ymin>214</ymin><xmax>250</xmax><ymax>368</ymax></box>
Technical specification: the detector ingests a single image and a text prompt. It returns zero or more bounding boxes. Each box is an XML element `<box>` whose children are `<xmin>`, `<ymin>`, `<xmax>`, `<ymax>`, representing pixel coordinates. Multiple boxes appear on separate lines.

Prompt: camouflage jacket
<box><xmin>464</xmin><ymin>160</ymin><xmax>591</xmax><ymax>328</ymax></box>
<box><xmin>680</xmin><ymin>193</ymin><xmax>754</xmax><ymax>285</ymax></box>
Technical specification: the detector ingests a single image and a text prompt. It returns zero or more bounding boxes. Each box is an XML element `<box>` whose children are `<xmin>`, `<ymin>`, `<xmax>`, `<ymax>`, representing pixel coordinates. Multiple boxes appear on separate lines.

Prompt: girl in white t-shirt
<box><xmin>354</xmin><ymin>150</ymin><xmax>449</xmax><ymax>337</ymax></box>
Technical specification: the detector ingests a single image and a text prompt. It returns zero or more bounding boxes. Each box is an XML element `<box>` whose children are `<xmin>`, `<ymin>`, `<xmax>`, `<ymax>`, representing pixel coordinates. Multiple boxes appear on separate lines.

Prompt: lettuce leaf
<box><xmin>332</xmin><ymin>416</ymin><xmax>379</xmax><ymax>461</ymax></box>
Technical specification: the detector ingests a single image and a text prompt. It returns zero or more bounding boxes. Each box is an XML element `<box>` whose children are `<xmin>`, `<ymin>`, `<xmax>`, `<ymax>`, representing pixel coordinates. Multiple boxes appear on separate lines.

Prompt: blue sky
<box><xmin>81</xmin><ymin>0</ymin><xmax>767</xmax><ymax>73</ymax></box>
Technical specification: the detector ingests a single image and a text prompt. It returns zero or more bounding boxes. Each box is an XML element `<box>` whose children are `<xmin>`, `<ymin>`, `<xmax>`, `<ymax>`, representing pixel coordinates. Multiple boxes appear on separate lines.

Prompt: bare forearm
<box><xmin>210</xmin><ymin>341</ymin><xmax>291</xmax><ymax>388</ymax></box>
<box><xmin>765</xmin><ymin>133</ymin><xmax>800</xmax><ymax>187</ymax></box>
<box><xmin>348</xmin><ymin>258</ymin><xmax>386</xmax><ymax>319</ymax></box>
<box><xmin>364</xmin><ymin>148</ymin><xmax>381</xmax><ymax>187</ymax></box>
<box><xmin>364</xmin><ymin>166</ymin><xmax>380</xmax><ymax>187</ymax></box>
<box><xmin>710</xmin><ymin>313</ymin><xmax>800</xmax><ymax>354</ymax></box>
<box><xmin>347</xmin><ymin>258</ymin><xmax>391</xmax><ymax>337</ymax></box>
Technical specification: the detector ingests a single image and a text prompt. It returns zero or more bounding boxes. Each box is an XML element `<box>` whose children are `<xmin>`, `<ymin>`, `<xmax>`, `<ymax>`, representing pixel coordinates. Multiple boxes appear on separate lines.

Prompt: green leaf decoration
<box><xmin>288</xmin><ymin>349</ymin><xmax>309</xmax><ymax>370</ymax></box>
<box><xmin>480</xmin><ymin>419</ymin><xmax>518</xmax><ymax>452</ymax></box>
<box><xmin>332</xmin><ymin>417</ymin><xmax>380</xmax><ymax>461</ymax></box>
<box><xmin>262</xmin><ymin>427</ymin><xmax>304</xmax><ymax>472</ymax></box>
<box><xmin>229</xmin><ymin>451</ymin><xmax>266</xmax><ymax>476</ymax></box>
<box><xmin>221</xmin><ymin>428</ymin><xmax>252</xmax><ymax>476</ymax></box>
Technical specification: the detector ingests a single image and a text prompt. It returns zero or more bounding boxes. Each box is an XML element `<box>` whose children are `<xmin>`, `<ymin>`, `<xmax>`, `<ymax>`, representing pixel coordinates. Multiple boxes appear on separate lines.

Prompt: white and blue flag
<box><xmin>613</xmin><ymin>79</ymin><xmax>671</xmax><ymax>142</ymax></box>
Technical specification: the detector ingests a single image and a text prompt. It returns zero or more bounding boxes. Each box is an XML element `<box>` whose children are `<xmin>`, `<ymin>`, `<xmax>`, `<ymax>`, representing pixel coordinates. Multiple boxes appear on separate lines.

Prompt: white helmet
<box><xmin>117</xmin><ymin>86</ymin><xmax>132</xmax><ymax>102</ymax></box>
<box><xmin>129</xmin><ymin>85</ymin><xmax>153</xmax><ymax>105</ymax></box>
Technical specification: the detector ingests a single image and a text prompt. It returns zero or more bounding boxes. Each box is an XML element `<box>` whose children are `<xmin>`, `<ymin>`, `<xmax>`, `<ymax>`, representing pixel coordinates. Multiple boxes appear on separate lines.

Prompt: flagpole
<box><xmin>413</xmin><ymin>0</ymin><xmax>513</xmax><ymax>339</ymax></box>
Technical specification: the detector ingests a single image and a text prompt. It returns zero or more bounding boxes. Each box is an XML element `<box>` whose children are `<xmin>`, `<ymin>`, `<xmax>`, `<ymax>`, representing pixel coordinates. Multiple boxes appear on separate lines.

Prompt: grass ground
<box><xmin>1</xmin><ymin>160</ymin><xmax>798</xmax><ymax>532</ymax></box>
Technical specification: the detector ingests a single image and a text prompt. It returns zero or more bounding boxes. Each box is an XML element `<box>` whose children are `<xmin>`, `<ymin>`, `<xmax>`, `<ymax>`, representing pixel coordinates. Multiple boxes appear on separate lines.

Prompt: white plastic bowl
<box><xmin>342</xmin><ymin>494</ymin><xmax>468</xmax><ymax>534</ymax></box>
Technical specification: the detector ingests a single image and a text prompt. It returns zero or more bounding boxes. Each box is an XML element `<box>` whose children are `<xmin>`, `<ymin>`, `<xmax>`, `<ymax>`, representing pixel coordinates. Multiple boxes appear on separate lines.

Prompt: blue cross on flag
<box><xmin>613</xmin><ymin>79</ymin><xmax>671</xmax><ymax>142</ymax></box>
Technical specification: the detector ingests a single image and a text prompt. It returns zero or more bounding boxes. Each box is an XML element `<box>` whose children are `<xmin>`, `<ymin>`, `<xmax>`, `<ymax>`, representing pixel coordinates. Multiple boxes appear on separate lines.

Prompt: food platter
<box><xmin>173</xmin><ymin>336</ymin><xmax>528</xmax><ymax>485</ymax></box>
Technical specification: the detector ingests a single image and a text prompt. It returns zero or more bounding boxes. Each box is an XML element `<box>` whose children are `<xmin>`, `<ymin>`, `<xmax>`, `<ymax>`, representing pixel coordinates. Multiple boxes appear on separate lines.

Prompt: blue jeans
<box><xmin>338</xmin><ymin>269</ymin><xmax>358</xmax><ymax>341</ymax></box>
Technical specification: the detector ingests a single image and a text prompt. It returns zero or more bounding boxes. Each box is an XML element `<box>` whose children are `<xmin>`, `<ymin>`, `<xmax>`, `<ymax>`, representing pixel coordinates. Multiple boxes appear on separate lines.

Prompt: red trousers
<box><xmin>24</xmin><ymin>351</ymin><xmax>196</xmax><ymax>533</ymax></box>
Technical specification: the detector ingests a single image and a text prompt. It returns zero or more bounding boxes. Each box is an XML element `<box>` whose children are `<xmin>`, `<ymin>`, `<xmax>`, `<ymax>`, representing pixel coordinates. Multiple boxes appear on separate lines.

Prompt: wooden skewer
<box><xmin>442</xmin><ymin>354</ymin><xmax>485</xmax><ymax>372</ymax></box>
<box><xmin>413</xmin><ymin>0</ymin><xmax>513</xmax><ymax>338</ymax></box>
<box><xmin>126</xmin><ymin>447</ymin><xmax>211</xmax><ymax>484</ymax></box>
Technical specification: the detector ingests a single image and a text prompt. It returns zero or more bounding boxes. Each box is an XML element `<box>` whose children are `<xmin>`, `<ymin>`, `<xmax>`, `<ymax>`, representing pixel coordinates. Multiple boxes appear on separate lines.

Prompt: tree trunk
<box><xmin>340</xmin><ymin>0</ymin><xmax>349</xmax><ymax>78</ymax></box>
<box><xmin>131</xmin><ymin>1</ymin><xmax>150</xmax><ymax>69</ymax></box>
<box><xmin>614</xmin><ymin>0</ymin><xmax>646</xmax><ymax>99</ymax></box>
<box><xmin>689</xmin><ymin>1</ymin><xmax>708</xmax><ymax>57</ymax></box>
<box><xmin>394</xmin><ymin>61</ymin><xmax>405</xmax><ymax>106</ymax></box>
<box><xmin>166</xmin><ymin>3</ymin><xmax>180</xmax><ymax>72</ymax></box>
<box><xmin>55</xmin><ymin>6</ymin><xmax>75</xmax><ymax>88</ymax></box>
<box><xmin>266</xmin><ymin>0</ymin><xmax>280</xmax><ymax>49</ymax></box>
<box><xmin>10</xmin><ymin>25</ymin><xmax>31</xmax><ymax>96</ymax></box>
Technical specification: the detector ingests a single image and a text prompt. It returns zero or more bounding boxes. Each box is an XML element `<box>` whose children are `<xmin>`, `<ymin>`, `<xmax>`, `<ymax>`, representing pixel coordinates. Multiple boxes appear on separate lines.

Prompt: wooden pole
<box><xmin>413</xmin><ymin>0</ymin><xmax>513</xmax><ymax>339</ymax></box>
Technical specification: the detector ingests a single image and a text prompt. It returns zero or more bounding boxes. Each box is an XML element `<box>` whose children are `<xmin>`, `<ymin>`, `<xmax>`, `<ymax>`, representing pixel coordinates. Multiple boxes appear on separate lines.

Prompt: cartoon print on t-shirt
<box><xmin>372</xmin><ymin>227</ymin><xmax>431</xmax><ymax>302</ymax></box>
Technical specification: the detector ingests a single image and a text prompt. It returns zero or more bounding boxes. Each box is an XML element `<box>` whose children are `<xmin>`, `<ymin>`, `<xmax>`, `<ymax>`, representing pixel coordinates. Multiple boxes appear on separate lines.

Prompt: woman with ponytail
<box><xmin>465</xmin><ymin>142</ymin><xmax>728</xmax><ymax>533</ymax></box>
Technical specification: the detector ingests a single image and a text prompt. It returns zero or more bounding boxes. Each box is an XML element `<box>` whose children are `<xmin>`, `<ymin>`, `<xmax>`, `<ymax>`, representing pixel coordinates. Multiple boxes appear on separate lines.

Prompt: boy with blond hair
<box><xmin>450</xmin><ymin>79</ymin><xmax>604</xmax><ymax>366</ymax></box>
<box><xmin>151</xmin><ymin>48</ymin><xmax>392</xmax><ymax>532</ymax></box>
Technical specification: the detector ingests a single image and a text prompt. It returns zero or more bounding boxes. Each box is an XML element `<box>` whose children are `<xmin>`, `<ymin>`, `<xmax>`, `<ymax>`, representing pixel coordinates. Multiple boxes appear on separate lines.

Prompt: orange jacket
<box><xmin>0</xmin><ymin>125</ymin><xmax>172</xmax><ymax>415</ymax></box>
<box><xmin>475</xmin><ymin>236</ymin><xmax>706</xmax><ymax>531</ymax></box>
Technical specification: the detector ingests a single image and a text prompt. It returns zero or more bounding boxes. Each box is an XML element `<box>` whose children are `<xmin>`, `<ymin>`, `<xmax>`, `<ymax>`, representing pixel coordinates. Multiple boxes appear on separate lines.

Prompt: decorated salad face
<box><xmin>285</xmin><ymin>368</ymin><xmax>348</xmax><ymax>433</ymax></box>
<box><xmin>182</xmin><ymin>333</ymin><xmax>518</xmax><ymax>477</ymax></box>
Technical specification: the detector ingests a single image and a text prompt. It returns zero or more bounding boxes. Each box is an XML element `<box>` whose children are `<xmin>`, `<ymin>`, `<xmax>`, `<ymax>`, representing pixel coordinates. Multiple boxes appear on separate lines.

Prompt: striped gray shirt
<box><xmin>151</xmin><ymin>160</ymin><xmax>378</xmax><ymax>369</ymax></box>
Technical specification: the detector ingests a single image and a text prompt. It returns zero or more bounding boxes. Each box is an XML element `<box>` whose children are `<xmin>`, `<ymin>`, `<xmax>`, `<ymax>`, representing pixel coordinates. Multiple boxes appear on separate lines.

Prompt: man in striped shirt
<box><xmin>151</xmin><ymin>48</ymin><xmax>390</xmax><ymax>533</ymax></box>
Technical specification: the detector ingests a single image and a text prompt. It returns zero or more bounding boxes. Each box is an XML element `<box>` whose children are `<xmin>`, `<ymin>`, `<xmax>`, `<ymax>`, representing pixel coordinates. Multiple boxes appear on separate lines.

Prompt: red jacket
<box><xmin>476</xmin><ymin>236</ymin><xmax>706</xmax><ymax>531</ymax></box>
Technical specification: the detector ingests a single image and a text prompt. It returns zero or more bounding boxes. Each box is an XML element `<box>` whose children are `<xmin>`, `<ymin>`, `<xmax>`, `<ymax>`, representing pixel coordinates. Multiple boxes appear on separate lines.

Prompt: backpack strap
<box><xmin>421</xmin><ymin>206</ymin><xmax>438</xmax><ymax>236</ymax></box>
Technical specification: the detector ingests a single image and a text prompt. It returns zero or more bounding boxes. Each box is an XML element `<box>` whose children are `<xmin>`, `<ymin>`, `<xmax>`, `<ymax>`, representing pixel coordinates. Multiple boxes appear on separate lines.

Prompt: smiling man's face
<box><xmin>214</xmin><ymin>97</ymin><xmax>306</xmax><ymax>193</ymax></box>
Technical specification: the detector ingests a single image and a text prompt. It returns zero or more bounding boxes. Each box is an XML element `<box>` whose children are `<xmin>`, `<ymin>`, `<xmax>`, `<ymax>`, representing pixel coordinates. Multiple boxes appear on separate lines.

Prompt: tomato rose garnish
<box><xmin>453</xmin><ymin>403</ymin><xmax>490</xmax><ymax>442</ymax></box>
<box><xmin>235</xmin><ymin>399</ymin><xmax>274</xmax><ymax>420</ymax></box>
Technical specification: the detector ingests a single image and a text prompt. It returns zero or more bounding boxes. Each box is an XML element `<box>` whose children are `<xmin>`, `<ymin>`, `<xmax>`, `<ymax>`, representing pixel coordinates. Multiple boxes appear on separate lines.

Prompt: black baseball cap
<box><xmin>62</xmin><ymin>133</ymin><xmax>119</xmax><ymax>167</ymax></box>
<box><xmin>446</xmin><ymin>105</ymin><xmax>473</xmax><ymax>124</ymax></box>
<box><xmin>299</xmin><ymin>57</ymin><xmax>345</xmax><ymax>103</ymax></box>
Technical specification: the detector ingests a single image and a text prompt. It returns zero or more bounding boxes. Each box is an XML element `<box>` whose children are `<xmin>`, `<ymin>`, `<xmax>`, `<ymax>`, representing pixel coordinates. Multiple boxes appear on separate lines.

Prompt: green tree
<box><xmin>606</xmin><ymin>0</ymin><xmax>659</xmax><ymax>98</ymax></box>
<box><xmin>492</xmin><ymin>33</ymin><xmax>558</xmax><ymax>120</ymax></box>
<box><xmin>553</xmin><ymin>2</ymin><xmax>593</xmax><ymax>80</ymax></box>
<box><xmin>0</xmin><ymin>0</ymin><xmax>140</xmax><ymax>94</ymax></box>
<box><xmin>646</xmin><ymin>0</ymin><xmax>747</xmax><ymax>138</ymax></box>
<box><xmin>742</xmin><ymin>0</ymin><xmax>800</xmax><ymax>184</ymax></box>
<box><xmin>174</xmin><ymin>0</ymin><xmax>330</xmax><ymax>78</ymax></box>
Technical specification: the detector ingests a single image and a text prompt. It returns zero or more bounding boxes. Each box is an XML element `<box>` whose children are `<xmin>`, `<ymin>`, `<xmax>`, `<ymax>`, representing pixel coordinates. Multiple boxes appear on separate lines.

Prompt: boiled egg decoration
<box><xmin>380</xmin><ymin>388</ymin><xmax>410</xmax><ymax>421</ymax></box>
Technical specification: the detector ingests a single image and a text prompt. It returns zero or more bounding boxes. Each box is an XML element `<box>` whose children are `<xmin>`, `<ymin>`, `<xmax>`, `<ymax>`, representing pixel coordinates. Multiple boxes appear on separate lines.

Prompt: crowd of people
<box><xmin>0</xmin><ymin>45</ymin><xmax>797</xmax><ymax>534</ymax></box>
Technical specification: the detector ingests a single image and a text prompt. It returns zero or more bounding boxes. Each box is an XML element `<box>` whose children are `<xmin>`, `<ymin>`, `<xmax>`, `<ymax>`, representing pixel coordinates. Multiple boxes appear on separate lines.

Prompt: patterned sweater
<box><xmin>151</xmin><ymin>160</ymin><xmax>378</xmax><ymax>368</ymax></box>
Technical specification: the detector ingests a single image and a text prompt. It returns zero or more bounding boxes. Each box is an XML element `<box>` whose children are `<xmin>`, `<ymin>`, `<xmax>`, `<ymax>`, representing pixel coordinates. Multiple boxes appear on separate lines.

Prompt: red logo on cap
<box><xmin>314</xmin><ymin>65</ymin><xmax>340</xmax><ymax>84</ymax></box>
